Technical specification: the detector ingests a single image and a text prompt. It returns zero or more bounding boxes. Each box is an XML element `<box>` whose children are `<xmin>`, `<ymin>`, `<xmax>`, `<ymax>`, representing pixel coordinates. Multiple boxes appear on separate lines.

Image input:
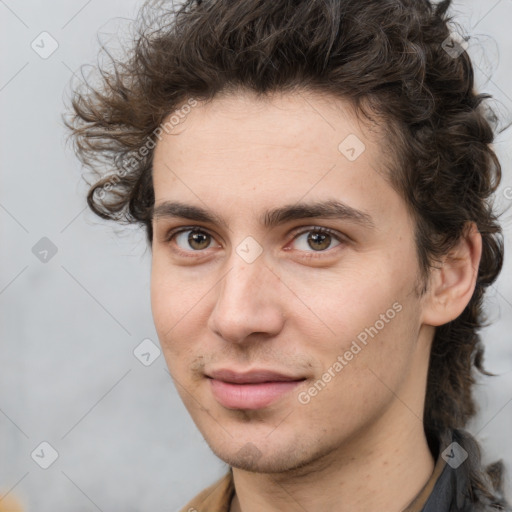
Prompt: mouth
<box><xmin>205</xmin><ymin>368</ymin><xmax>307</xmax><ymax>410</ymax></box>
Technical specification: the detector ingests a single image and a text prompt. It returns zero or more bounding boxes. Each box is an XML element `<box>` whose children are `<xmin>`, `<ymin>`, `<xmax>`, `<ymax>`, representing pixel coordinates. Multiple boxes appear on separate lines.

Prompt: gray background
<box><xmin>1</xmin><ymin>1</ymin><xmax>511</xmax><ymax>510</ymax></box>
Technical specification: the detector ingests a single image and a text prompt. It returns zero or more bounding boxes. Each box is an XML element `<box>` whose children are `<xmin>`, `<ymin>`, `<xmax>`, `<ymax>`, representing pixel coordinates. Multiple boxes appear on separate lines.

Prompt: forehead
<box><xmin>157</xmin><ymin>89</ymin><xmax>381</xmax><ymax>154</ymax></box>
<box><xmin>151</xmin><ymin>90</ymin><xmax>401</xmax><ymax>228</ymax></box>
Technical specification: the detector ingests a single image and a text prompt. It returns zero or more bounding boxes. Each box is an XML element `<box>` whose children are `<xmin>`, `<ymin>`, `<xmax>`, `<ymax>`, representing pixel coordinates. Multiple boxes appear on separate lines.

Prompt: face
<box><xmin>150</xmin><ymin>90</ymin><xmax>432</xmax><ymax>474</ymax></box>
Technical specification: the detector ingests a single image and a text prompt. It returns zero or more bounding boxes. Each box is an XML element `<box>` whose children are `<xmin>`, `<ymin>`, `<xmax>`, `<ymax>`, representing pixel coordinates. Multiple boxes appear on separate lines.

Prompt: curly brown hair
<box><xmin>65</xmin><ymin>0</ymin><xmax>509</xmax><ymax>506</ymax></box>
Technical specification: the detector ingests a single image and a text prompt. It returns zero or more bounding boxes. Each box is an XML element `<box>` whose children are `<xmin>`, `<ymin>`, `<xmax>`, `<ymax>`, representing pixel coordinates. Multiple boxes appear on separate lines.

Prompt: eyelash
<box><xmin>163</xmin><ymin>226</ymin><xmax>345</xmax><ymax>259</ymax></box>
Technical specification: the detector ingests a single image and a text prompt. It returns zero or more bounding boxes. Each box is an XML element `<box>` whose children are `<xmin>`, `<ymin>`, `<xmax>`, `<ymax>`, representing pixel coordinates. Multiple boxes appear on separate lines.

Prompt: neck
<box><xmin>229</xmin><ymin>407</ymin><xmax>435</xmax><ymax>512</ymax></box>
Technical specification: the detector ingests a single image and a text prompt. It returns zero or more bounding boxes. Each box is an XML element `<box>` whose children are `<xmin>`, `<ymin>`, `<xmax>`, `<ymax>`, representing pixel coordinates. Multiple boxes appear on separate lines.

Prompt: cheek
<box><xmin>295</xmin><ymin>300</ymin><xmax>419</xmax><ymax>433</ymax></box>
<box><xmin>150</xmin><ymin>261</ymin><xmax>192</xmax><ymax>352</ymax></box>
<box><xmin>150</xmin><ymin>258</ymin><xmax>216</xmax><ymax>378</ymax></box>
<box><xmin>287</xmin><ymin>252</ymin><xmax>420</xmax><ymax>383</ymax></box>
<box><xmin>150</xmin><ymin>269</ymin><xmax>172</xmax><ymax>339</ymax></box>
<box><xmin>151</xmin><ymin>255</ymin><xmax>200</xmax><ymax>325</ymax></box>
<box><xmin>288</xmin><ymin>261</ymin><xmax>408</xmax><ymax>336</ymax></box>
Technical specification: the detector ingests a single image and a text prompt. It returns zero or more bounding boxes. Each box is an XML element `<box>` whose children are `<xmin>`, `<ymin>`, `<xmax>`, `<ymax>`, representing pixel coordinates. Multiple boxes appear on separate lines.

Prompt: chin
<box><xmin>215</xmin><ymin>448</ymin><xmax>303</xmax><ymax>473</ymax></box>
<box><xmin>205</xmin><ymin>432</ymin><xmax>334</xmax><ymax>475</ymax></box>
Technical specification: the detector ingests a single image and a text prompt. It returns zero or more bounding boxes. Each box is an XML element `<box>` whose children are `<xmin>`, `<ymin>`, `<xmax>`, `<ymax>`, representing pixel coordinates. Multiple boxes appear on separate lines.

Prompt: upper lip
<box><xmin>207</xmin><ymin>368</ymin><xmax>305</xmax><ymax>384</ymax></box>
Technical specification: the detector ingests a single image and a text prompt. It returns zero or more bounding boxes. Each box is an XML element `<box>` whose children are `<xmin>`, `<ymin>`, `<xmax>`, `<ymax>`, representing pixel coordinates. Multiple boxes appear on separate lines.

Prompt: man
<box><xmin>66</xmin><ymin>0</ymin><xmax>511</xmax><ymax>510</ymax></box>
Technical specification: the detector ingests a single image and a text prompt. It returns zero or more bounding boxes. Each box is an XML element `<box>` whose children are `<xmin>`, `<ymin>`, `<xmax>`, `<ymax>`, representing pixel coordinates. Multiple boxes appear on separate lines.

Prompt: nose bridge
<box><xmin>220</xmin><ymin>231</ymin><xmax>271</xmax><ymax>303</ymax></box>
<box><xmin>208</xmin><ymin>247</ymin><xmax>284</xmax><ymax>343</ymax></box>
<box><xmin>219</xmin><ymin>250</ymin><xmax>271</xmax><ymax>314</ymax></box>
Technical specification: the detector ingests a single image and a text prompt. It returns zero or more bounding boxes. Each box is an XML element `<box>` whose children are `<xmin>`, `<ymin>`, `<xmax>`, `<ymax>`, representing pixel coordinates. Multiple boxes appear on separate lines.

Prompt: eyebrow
<box><xmin>151</xmin><ymin>199</ymin><xmax>375</xmax><ymax>230</ymax></box>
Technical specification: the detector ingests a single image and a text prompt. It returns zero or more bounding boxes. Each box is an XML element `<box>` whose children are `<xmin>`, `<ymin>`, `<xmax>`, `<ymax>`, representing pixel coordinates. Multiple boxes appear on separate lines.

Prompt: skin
<box><xmin>149</xmin><ymin>90</ymin><xmax>482</xmax><ymax>512</ymax></box>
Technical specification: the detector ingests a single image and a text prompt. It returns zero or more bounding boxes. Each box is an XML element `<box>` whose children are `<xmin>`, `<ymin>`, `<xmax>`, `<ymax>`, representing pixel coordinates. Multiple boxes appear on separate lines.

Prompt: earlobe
<box><xmin>421</xmin><ymin>222</ymin><xmax>482</xmax><ymax>327</ymax></box>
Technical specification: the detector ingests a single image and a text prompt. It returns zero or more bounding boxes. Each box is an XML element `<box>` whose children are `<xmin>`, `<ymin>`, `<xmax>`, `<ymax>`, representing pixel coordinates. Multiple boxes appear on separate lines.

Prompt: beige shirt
<box><xmin>179</xmin><ymin>454</ymin><xmax>447</xmax><ymax>512</ymax></box>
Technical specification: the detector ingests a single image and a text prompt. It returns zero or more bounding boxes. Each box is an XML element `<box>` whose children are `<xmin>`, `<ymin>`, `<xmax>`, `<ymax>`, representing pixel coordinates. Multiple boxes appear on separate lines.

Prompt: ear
<box><xmin>421</xmin><ymin>222</ymin><xmax>482</xmax><ymax>327</ymax></box>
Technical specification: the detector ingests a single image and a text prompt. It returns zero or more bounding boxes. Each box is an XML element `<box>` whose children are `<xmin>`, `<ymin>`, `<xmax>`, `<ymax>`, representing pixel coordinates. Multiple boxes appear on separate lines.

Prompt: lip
<box><xmin>206</xmin><ymin>368</ymin><xmax>306</xmax><ymax>410</ymax></box>
<box><xmin>207</xmin><ymin>368</ymin><xmax>303</xmax><ymax>384</ymax></box>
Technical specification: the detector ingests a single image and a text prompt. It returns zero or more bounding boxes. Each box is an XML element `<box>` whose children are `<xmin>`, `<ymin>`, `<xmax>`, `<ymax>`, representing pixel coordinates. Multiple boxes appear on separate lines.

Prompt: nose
<box><xmin>207</xmin><ymin>254</ymin><xmax>285</xmax><ymax>344</ymax></box>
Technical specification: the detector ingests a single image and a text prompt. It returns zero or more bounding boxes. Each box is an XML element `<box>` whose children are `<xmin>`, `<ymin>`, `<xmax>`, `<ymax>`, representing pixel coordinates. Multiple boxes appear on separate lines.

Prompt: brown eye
<box><xmin>292</xmin><ymin>228</ymin><xmax>342</xmax><ymax>252</ymax></box>
<box><xmin>307</xmin><ymin>231</ymin><xmax>331</xmax><ymax>251</ymax></box>
<box><xmin>174</xmin><ymin>229</ymin><xmax>215</xmax><ymax>251</ymax></box>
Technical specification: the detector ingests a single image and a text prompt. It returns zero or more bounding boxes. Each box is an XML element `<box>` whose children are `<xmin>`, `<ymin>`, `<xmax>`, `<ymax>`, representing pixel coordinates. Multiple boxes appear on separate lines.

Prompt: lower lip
<box><xmin>208</xmin><ymin>378</ymin><xmax>303</xmax><ymax>410</ymax></box>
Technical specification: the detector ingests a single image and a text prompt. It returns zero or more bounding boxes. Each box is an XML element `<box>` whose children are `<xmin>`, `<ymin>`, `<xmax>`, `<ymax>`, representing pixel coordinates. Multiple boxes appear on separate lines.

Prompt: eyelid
<box><xmin>289</xmin><ymin>225</ymin><xmax>345</xmax><ymax>240</ymax></box>
<box><xmin>163</xmin><ymin>225</ymin><xmax>215</xmax><ymax>243</ymax></box>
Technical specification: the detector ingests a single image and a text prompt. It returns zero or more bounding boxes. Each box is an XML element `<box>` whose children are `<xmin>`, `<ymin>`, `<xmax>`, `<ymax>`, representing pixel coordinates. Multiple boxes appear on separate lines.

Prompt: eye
<box><xmin>163</xmin><ymin>225</ymin><xmax>345</xmax><ymax>258</ymax></box>
<box><xmin>167</xmin><ymin>227</ymin><xmax>219</xmax><ymax>253</ymax></box>
<box><xmin>290</xmin><ymin>227</ymin><xmax>343</xmax><ymax>253</ymax></box>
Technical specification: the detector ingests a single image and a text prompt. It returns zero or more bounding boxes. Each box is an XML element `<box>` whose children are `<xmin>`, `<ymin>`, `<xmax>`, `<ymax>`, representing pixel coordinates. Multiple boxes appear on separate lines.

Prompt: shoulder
<box><xmin>438</xmin><ymin>429</ymin><xmax>511</xmax><ymax>512</ymax></box>
<box><xmin>178</xmin><ymin>469</ymin><xmax>235</xmax><ymax>512</ymax></box>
